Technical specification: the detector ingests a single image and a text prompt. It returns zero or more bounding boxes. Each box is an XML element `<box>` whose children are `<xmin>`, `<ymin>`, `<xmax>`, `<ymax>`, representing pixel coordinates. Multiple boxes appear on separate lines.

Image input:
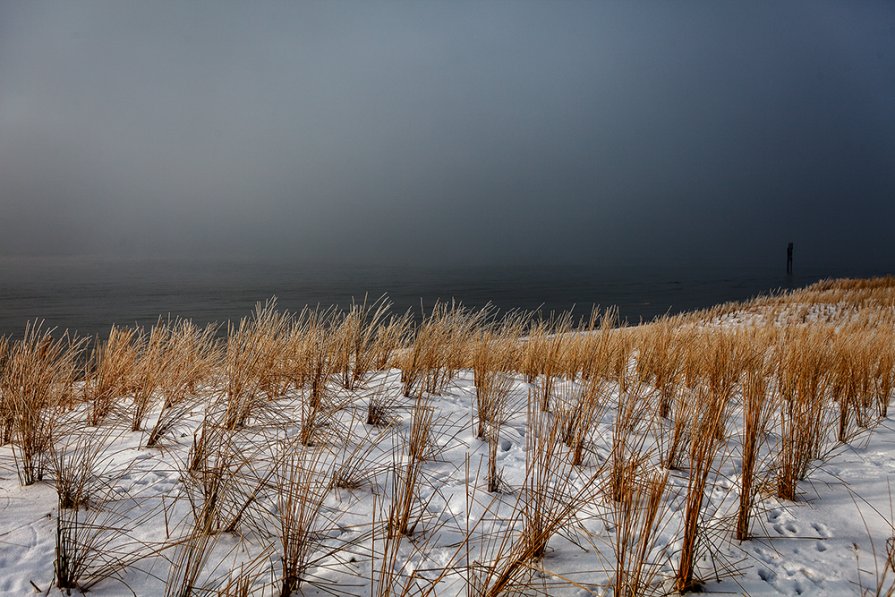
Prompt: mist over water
<box><xmin>0</xmin><ymin>257</ymin><xmax>881</xmax><ymax>339</ymax></box>
<box><xmin>1</xmin><ymin>3</ymin><xmax>894</xmax><ymax>273</ymax></box>
<box><xmin>0</xmin><ymin>5</ymin><xmax>892</xmax><ymax>339</ymax></box>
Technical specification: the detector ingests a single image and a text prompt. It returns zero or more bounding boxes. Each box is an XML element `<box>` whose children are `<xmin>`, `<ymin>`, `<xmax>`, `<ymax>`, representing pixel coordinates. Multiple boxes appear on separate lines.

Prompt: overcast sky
<box><xmin>0</xmin><ymin>1</ymin><xmax>893</xmax><ymax>269</ymax></box>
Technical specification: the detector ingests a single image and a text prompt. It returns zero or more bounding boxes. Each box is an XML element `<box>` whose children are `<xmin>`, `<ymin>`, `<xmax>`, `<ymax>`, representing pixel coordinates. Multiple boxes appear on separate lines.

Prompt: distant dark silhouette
<box><xmin>786</xmin><ymin>242</ymin><xmax>794</xmax><ymax>275</ymax></box>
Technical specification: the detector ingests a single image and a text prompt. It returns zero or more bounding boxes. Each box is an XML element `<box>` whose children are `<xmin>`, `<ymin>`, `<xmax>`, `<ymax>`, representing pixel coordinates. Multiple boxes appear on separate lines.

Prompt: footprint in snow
<box><xmin>753</xmin><ymin>546</ymin><xmax>782</xmax><ymax>566</ymax></box>
<box><xmin>810</xmin><ymin>522</ymin><xmax>831</xmax><ymax>538</ymax></box>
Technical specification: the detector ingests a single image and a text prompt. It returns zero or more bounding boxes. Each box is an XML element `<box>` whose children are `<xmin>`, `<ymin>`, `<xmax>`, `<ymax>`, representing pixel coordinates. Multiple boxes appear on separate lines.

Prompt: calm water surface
<box><xmin>0</xmin><ymin>258</ymin><xmax>886</xmax><ymax>339</ymax></box>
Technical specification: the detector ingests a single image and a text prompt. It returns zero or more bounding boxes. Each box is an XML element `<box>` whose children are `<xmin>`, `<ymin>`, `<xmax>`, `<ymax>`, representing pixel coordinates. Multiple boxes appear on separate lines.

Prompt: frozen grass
<box><xmin>1</xmin><ymin>277</ymin><xmax>895</xmax><ymax>594</ymax></box>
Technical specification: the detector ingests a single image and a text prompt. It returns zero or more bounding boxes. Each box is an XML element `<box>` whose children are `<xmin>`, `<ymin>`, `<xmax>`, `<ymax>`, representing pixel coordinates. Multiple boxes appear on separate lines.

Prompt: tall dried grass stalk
<box><xmin>736</xmin><ymin>349</ymin><xmax>774</xmax><ymax>541</ymax></box>
<box><xmin>3</xmin><ymin>322</ymin><xmax>83</xmax><ymax>485</ymax></box>
<box><xmin>388</xmin><ymin>396</ymin><xmax>435</xmax><ymax>537</ymax></box>
<box><xmin>610</xmin><ymin>467</ymin><xmax>668</xmax><ymax>597</ymax></box>
<box><xmin>274</xmin><ymin>446</ymin><xmax>332</xmax><ymax>596</ymax></box>
<box><xmin>147</xmin><ymin>321</ymin><xmax>220</xmax><ymax>448</ymax></box>
<box><xmin>131</xmin><ymin>322</ymin><xmax>172</xmax><ymax>432</ymax></box>
<box><xmin>85</xmin><ymin>326</ymin><xmax>138</xmax><ymax>426</ymax></box>
<box><xmin>775</xmin><ymin>329</ymin><xmax>832</xmax><ymax>500</ymax></box>
<box><xmin>335</xmin><ymin>294</ymin><xmax>391</xmax><ymax>390</ymax></box>
<box><xmin>675</xmin><ymin>385</ymin><xmax>729</xmax><ymax>593</ymax></box>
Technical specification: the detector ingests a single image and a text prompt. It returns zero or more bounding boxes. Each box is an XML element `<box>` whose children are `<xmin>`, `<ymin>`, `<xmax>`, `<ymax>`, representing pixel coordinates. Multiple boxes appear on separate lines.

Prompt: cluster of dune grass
<box><xmin>2</xmin><ymin>279</ymin><xmax>895</xmax><ymax>595</ymax></box>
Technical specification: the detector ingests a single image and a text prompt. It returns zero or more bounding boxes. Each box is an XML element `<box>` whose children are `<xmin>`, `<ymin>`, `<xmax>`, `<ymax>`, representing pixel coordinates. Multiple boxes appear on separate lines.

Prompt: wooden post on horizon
<box><xmin>786</xmin><ymin>242</ymin><xmax>793</xmax><ymax>275</ymax></box>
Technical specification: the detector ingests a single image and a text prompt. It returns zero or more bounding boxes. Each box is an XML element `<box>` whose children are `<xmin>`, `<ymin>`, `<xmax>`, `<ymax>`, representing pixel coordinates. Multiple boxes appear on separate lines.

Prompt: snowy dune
<box><xmin>1</xmin><ymin>277</ymin><xmax>894</xmax><ymax>596</ymax></box>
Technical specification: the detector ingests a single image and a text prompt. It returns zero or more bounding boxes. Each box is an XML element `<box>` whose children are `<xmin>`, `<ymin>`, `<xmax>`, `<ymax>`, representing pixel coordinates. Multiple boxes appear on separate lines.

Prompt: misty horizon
<box><xmin>0</xmin><ymin>2</ymin><xmax>893</xmax><ymax>272</ymax></box>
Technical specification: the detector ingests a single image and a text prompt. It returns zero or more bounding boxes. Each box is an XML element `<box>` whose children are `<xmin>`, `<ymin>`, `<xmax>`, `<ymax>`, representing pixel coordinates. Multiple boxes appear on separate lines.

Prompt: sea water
<box><xmin>0</xmin><ymin>257</ymin><xmax>883</xmax><ymax>339</ymax></box>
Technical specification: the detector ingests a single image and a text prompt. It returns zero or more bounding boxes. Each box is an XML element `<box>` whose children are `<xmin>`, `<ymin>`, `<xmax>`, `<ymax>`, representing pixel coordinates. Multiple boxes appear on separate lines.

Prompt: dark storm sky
<box><xmin>0</xmin><ymin>1</ymin><xmax>893</xmax><ymax>269</ymax></box>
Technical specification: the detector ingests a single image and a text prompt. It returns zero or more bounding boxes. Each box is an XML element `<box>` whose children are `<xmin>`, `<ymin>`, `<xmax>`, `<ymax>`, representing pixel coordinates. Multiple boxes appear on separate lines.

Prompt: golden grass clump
<box><xmin>400</xmin><ymin>301</ymin><xmax>488</xmax><ymax>398</ymax></box>
<box><xmin>222</xmin><ymin>300</ymin><xmax>289</xmax><ymax>431</ymax></box>
<box><xmin>273</xmin><ymin>446</ymin><xmax>336</xmax><ymax>596</ymax></box>
<box><xmin>675</xmin><ymin>383</ymin><xmax>730</xmax><ymax>593</ymax></box>
<box><xmin>533</xmin><ymin>312</ymin><xmax>574</xmax><ymax>412</ymax></box>
<box><xmin>472</xmin><ymin>329</ymin><xmax>515</xmax><ymax>440</ymax></box>
<box><xmin>146</xmin><ymin>321</ymin><xmax>221</xmax><ymax>448</ymax></box>
<box><xmin>634</xmin><ymin>318</ymin><xmax>681</xmax><ymax>419</ymax></box>
<box><xmin>2</xmin><ymin>321</ymin><xmax>84</xmax><ymax>485</ymax></box>
<box><xmin>388</xmin><ymin>395</ymin><xmax>436</xmax><ymax>538</ymax></box>
<box><xmin>85</xmin><ymin>325</ymin><xmax>139</xmax><ymax>427</ymax></box>
<box><xmin>130</xmin><ymin>321</ymin><xmax>175</xmax><ymax>432</ymax></box>
<box><xmin>334</xmin><ymin>295</ymin><xmax>392</xmax><ymax>390</ymax></box>
<box><xmin>736</xmin><ymin>340</ymin><xmax>776</xmax><ymax>541</ymax></box>
<box><xmin>608</xmin><ymin>378</ymin><xmax>653</xmax><ymax>503</ymax></box>
<box><xmin>774</xmin><ymin>327</ymin><xmax>834</xmax><ymax>501</ymax></box>
<box><xmin>609</xmin><ymin>467</ymin><xmax>668</xmax><ymax>597</ymax></box>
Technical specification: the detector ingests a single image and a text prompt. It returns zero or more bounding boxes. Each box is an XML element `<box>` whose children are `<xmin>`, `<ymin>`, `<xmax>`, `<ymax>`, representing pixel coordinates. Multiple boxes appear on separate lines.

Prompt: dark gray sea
<box><xmin>0</xmin><ymin>257</ymin><xmax>886</xmax><ymax>339</ymax></box>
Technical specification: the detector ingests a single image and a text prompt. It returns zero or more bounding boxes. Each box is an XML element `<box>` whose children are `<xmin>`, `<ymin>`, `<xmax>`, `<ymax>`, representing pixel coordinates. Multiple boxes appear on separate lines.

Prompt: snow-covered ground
<box><xmin>1</xmin><ymin>299</ymin><xmax>894</xmax><ymax>596</ymax></box>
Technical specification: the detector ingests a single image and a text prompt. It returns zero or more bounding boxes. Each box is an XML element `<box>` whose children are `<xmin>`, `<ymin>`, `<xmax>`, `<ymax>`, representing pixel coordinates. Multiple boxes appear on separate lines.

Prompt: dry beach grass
<box><xmin>1</xmin><ymin>278</ymin><xmax>895</xmax><ymax>594</ymax></box>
